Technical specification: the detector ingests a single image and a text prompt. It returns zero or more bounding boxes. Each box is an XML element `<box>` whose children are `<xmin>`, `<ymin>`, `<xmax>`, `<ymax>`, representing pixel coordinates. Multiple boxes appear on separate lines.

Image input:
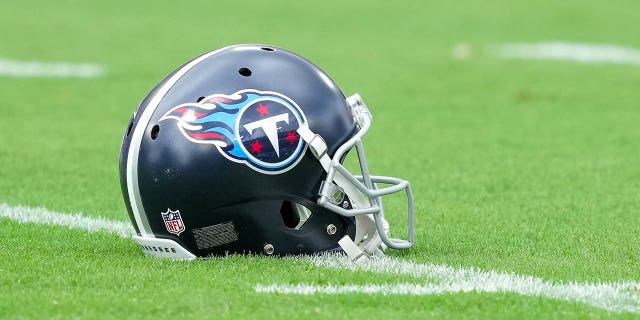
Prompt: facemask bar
<box><xmin>296</xmin><ymin>94</ymin><xmax>415</xmax><ymax>252</ymax></box>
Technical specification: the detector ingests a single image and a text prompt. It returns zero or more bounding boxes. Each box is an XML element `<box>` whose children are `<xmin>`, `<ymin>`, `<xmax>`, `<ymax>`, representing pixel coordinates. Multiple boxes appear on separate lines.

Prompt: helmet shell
<box><xmin>120</xmin><ymin>45</ymin><xmax>357</xmax><ymax>256</ymax></box>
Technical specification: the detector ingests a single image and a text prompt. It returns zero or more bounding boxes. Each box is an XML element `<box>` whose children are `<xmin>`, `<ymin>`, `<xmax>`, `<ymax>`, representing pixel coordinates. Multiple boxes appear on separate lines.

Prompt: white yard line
<box><xmin>0</xmin><ymin>58</ymin><xmax>105</xmax><ymax>78</ymax></box>
<box><xmin>0</xmin><ymin>202</ymin><xmax>638</xmax><ymax>313</ymax></box>
<box><xmin>493</xmin><ymin>42</ymin><xmax>640</xmax><ymax>65</ymax></box>
<box><xmin>0</xmin><ymin>203</ymin><xmax>133</xmax><ymax>237</ymax></box>
<box><xmin>257</xmin><ymin>254</ymin><xmax>640</xmax><ymax>313</ymax></box>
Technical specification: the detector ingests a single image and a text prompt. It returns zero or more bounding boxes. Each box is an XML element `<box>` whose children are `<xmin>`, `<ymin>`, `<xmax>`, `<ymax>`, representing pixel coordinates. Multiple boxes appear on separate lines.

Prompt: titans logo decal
<box><xmin>160</xmin><ymin>90</ymin><xmax>307</xmax><ymax>174</ymax></box>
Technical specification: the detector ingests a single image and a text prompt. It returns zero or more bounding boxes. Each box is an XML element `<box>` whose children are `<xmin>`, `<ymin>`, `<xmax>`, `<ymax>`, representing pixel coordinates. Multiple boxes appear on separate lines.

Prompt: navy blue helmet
<box><xmin>119</xmin><ymin>44</ymin><xmax>414</xmax><ymax>259</ymax></box>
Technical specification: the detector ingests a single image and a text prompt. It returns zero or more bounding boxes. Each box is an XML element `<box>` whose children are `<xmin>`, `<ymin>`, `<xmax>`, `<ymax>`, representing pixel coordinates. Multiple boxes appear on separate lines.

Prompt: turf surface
<box><xmin>1</xmin><ymin>0</ymin><xmax>639</xmax><ymax>318</ymax></box>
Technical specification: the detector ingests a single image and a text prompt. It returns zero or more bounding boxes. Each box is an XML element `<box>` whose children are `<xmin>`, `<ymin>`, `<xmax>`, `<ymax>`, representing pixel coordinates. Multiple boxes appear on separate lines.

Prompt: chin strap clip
<box><xmin>338</xmin><ymin>235</ymin><xmax>369</xmax><ymax>262</ymax></box>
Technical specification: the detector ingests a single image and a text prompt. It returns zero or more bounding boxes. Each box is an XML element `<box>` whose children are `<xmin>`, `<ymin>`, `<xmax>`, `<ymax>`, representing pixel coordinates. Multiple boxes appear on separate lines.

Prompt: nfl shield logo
<box><xmin>161</xmin><ymin>209</ymin><xmax>185</xmax><ymax>236</ymax></box>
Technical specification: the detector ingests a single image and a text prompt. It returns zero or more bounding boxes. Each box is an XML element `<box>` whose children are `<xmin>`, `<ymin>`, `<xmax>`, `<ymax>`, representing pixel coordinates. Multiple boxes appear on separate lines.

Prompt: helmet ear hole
<box><xmin>280</xmin><ymin>201</ymin><xmax>312</xmax><ymax>230</ymax></box>
<box><xmin>280</xmin><ymin>201</ymin><xmax>299</xmax><ymax>228</ymax></box>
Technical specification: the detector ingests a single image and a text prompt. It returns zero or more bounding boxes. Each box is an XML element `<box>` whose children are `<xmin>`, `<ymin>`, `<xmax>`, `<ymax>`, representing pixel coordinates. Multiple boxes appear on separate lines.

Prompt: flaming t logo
<box><xmin>243</xmin><ymin>113</ymin><xmax>290</xmax><ymax>157</ymax></box>
<box><xmin>160</xmin><ymin>89</ymin><xmax>307</xmax><ymax>174</ymax></box>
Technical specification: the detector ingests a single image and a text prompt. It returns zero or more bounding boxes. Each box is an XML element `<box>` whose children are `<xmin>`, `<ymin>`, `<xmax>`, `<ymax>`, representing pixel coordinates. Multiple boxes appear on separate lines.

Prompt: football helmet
<box><xmin>119</xmin><ymin>44</ymin><xmax>414</xmax><ymax>259</ymax></box>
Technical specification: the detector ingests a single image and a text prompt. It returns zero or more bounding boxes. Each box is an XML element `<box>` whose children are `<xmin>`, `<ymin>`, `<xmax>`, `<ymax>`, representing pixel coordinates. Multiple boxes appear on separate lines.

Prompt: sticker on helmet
<box><xmin>160</xmin><ymin>89</ymin><xmax>307</xmax><ymax>174</ymax></box>
<box><xmin>161</xmin><ymin>209</ymin><xmax>185</xmax><ymax>236</ymax></box>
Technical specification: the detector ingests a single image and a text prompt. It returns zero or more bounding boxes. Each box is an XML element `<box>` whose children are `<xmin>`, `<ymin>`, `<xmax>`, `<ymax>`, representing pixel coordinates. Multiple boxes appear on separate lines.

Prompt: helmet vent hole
<box><xmin>280</xmin><ymin>201</ymin><xmax>312</xmax><ymax>230</ymax></box>
<box><xmin>261</xmin><ymin>47</ymin><xmax>275</xmax><ymax>52</ymax></box>
<box><xmin>196</xmin><ymin>96</ymin><xmax>205</xmax><ymax>102</ymax></box>
<box><xmin>126</xmin><ymin>121</ymin><xmax>134</xmax><ymax>137</ymax></box>
<box><xmin>150</xmin><ymin>125</ymin><xmax>160</xmax><ymax>140</ymax></box>
<box><xmin>238</xmin><ymin>67</ymin><xmax>252</xmax><ymax>77</ymax></box>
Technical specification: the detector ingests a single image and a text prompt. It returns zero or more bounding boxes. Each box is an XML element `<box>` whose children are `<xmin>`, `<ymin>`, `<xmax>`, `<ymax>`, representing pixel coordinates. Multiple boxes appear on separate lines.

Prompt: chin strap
<box><xmin>341</xmin><ymin>215</ymin><xmax>387</xmax><ymax>261</ymax></box>
<box><xmin>337</xmin><ymin>215</ymin><xmax>388</xmax><ymax>261</ymax></box>
<box><xmin>338</xmin><ymin>236</ymin><xmax>369</xmax><ymax>262</ymax></box>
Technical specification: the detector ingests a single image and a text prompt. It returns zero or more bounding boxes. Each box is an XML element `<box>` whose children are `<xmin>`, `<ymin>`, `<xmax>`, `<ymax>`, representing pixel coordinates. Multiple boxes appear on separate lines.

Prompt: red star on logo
<box><xmin>285</xmin><ymin>131</ymin><xmax>298</xmax><ymax>144</ymax></box>
<box><xmin>250</xmin><ymin>140</ymin><xmax>264</xmax><ymax>154</ymax></box>
<box><xmin>256</xmin><ymin>103</ymin><xmax>269</xmax><ymax>116</ymax></box>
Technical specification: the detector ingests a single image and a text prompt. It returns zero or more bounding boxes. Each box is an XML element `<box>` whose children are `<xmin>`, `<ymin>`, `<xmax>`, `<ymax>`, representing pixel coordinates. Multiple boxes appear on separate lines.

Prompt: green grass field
<box><xmin>1</xmin><ymin>0</ymin><xmax>639</xmax><ymax>318</ymax></box>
